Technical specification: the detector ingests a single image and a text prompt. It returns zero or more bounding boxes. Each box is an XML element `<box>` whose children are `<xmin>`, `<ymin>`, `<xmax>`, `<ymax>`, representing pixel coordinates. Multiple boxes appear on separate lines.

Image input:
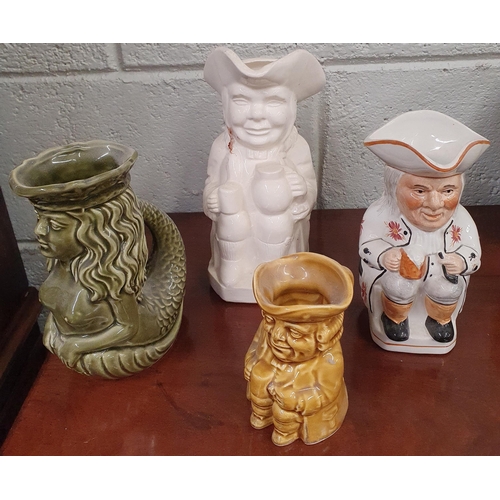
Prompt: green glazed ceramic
<box><xmin>10</xmin><ymin>140</ymin><xmax>186</xmax><ymax>378</ymax></box>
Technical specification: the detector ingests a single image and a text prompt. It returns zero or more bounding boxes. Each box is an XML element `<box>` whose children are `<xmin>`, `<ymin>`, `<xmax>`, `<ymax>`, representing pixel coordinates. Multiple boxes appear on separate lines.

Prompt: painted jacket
<box><xmin>358</xmin><ymin>199</ymin><xmax>481</xmax><ymax>312</ymax></box>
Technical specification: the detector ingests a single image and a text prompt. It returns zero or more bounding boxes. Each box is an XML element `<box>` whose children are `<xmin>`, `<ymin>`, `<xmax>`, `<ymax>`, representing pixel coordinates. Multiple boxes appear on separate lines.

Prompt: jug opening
<box><xmin>274</xmin><ymin>290</ymin><xmax>329</xmax><ymax>307</ymax></box>
<box><xmin>22</xmin><ymin>152</ymin><xmax>120</xmax><ymax>188</ymax></box>
<box><xmin>244</xmin><ymin>59</ymin><xmax>274</xmax><ymax>71</ymax></box>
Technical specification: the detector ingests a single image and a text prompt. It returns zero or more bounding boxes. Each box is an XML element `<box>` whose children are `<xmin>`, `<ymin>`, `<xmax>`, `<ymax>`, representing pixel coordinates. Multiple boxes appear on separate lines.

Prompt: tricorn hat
<box><xmin>253</xmin><ymin>252</ymin><xmax>354</xmax><ymax>322</ymax></box>
<box><xmin>204</xmin><ymin>47</ymin><xmax>326</xmax><ymax>102</ymax></box>
<box><xmin>9</xmin><ymin>140</ymin><xmax>137</xmax><ymax>211</ymax></box>
<box><xmin>364</xmin><ymin>110</ymin><xmax>490</xmax><ymax>177</ymax></box>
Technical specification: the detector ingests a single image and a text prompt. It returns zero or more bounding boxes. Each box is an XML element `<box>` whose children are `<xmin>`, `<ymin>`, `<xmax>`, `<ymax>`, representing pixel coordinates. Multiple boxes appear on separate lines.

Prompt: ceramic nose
<box><xmin>34</xmin><ymin>219</ymin><xmax>49</xmax><ymax>237</ymax></box>
<box><xmin>250</xmin><ymin>102</ymin><xmax>264</xmax><ymax>120</ymax></box>
<box><xmin>426</xmin><ymin>190</ymin><xmax>444</xmax><ymax>210</ymax></box>
<box><xmin>272</xmin><ymin>322</ymin><xmax>287</xmax><ymax>342</ymax></box>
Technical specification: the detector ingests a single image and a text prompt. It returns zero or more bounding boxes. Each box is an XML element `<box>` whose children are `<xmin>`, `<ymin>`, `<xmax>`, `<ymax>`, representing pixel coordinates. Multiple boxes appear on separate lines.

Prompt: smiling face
<box><xmin>34</xmin><ymin>210</ymin><xmax>83</xmax><ymax>261</ymax></box>
<box><xmin>396</xmin><ymin>173</ymin><xmax>463</xmax><ymax>231</ymax></box>
<box><xmin>263</xmin><ymin>313</ymin><xmax>318</xmax><ymax>362</ymax></box>
<box><xmin>222</xmin><ymin>82</ymin><xmax>296</xmax><ymax>150</ymax></box>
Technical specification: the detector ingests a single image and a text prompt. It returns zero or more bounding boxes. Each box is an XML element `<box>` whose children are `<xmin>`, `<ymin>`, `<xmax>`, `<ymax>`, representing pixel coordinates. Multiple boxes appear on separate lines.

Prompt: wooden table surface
<box><xmin>1</xmin><ymin>207</ymin><xmax>499</xmax><ymax>456</ymax></box>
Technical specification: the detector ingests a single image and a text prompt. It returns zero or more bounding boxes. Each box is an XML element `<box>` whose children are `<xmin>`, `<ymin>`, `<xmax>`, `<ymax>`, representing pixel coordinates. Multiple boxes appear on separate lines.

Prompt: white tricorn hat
<box><xmin>204</xmin><ymin>47</ymin><xmax>326</xmax><ymax>102</ymax></box>
<box><xmin>364</xmin><ymin>110</ymin><xmax>490</xmax><ymax>177</ymax></box>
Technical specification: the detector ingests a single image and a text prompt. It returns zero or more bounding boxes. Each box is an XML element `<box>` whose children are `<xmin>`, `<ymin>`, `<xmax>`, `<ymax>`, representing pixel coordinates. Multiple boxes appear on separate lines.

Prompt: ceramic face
<box><xmin>263</xmin><ymin>313</ymin><xmax>318</xmax><ymax>362</ymax></box>
<box><xmin>396</xmin><ymin>173</ymin><xmax>463</xmax><ymax>232</ymax></box>
<box><xmin>223</xmin><ymin>83</ymin><xmax>296</xmax><ymax>150</ymax></box>
<box><xmin>34</xmin><ymin>210</ymin><xmax>83</xmax><ymax>261</ymax></box>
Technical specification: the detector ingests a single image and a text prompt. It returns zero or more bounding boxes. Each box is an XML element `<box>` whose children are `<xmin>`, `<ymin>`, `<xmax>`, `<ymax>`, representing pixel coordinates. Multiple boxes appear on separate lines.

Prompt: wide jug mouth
<box><xmin>253</xmin><ymin>252</ymin><xmax>354</xmax><ymax>322</ymax></box>
<box><xmin>10</xmin><ymin>140</ymin><xmax>138</xmax><ymax>211</ymax></box>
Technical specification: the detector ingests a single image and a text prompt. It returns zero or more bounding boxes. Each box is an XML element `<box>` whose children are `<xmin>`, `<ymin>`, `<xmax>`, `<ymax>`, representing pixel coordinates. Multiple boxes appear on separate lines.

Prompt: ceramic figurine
<box><xmin>9</xmin><ymin>140</ymin><xmax>186</xmax><ymax>378</ymax></box>
<box><xmin>359</xmin><ymin>110</ymin><xmax>489</xmax><ymax>354</ymax></box>
<box><xmin>244</xmin><ymin>252</ymin><xmax>353</xmax><ymax>446</ymax></box>
<box><xmin>203</xmin><ymin>47</ymin><xmax>325</xmax><ymax>303</ymax></box>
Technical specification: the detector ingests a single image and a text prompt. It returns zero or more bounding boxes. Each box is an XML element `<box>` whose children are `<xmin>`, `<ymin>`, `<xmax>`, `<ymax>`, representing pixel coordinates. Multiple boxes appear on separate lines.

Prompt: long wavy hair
<box><xmin>47</xmin><ymin>188</ymin><xmax>148</xmax><ymax>302</ymax></box>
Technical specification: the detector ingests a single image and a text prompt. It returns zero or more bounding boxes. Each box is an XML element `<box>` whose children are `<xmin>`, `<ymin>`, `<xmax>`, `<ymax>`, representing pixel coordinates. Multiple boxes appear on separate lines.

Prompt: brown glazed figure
<box><xmin>244</xmin><ymin>252</ymin><xmax>354</xmax><ymax>446</ymax></box>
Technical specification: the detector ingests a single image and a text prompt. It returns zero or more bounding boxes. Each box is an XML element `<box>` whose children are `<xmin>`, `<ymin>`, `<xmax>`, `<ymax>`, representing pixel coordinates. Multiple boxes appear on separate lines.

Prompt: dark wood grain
<box><xmin>0</xmin><ymin>190</ymin><xmax>29</xmax><ymax>340</ymax></box>
<box><xmin>1</xmin><ymin>206</ymin><xmax>499</xmax><ymax>455</ymax></box>
<box><xmin>0</xmin><ymin>188</ymin><xmax>46</xmax><ymax>444</ymax></box>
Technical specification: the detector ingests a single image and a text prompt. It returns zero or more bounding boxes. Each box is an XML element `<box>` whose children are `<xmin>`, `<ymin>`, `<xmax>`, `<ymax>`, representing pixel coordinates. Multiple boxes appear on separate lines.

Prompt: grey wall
<box><xmin>1</xmin><ymin>43</ymin><xmax>499</xmax><ymax>287</ymax></box>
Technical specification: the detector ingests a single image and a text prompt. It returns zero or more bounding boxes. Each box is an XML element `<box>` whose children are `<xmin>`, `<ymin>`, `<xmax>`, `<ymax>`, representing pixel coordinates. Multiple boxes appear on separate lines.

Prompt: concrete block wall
<box><xmin>1</xmin><ymin>43</ymin><xmax>499</xmax><ymax>288</ymax></box>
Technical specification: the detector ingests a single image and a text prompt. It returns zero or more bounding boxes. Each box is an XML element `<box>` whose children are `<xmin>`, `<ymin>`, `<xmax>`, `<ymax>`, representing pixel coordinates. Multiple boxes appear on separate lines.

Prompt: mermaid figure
<box><xmin>10</xmin><ymin>141</ymin><xmax>186</xmax><ymax>378</ymax></box>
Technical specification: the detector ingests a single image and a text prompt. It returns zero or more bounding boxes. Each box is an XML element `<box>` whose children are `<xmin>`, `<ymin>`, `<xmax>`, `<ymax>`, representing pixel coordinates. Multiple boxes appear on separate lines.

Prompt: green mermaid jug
<box><xmin>9</xmin><ymin>140</ymin><xmax>186</xmax><ymax>378</ymax></box>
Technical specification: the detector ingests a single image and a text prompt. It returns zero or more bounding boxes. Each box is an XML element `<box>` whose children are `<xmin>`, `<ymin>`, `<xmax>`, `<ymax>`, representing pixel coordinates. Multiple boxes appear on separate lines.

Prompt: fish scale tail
<box><xmin>139</xmin><ymin>200</ymin><xmax>187</xmax><ymax>333</ymax></box>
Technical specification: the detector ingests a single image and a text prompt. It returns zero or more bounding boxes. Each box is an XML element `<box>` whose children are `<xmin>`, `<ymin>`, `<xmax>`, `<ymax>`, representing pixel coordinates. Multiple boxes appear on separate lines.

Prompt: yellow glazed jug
<box><xmin>244</xmin><ymin>252</ymin><xmax>353</xmax><ymax>446</ymax></box>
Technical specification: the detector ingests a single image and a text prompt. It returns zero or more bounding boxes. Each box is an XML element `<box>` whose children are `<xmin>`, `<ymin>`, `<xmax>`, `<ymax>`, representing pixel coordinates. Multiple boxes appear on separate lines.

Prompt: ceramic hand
<box><xmin>439</xmin><ymin>252</ymin><xmax>466</xmax><ymax>275</ymax></box>
<box><xmin>285</xmin><ymin>171</ymin><xmax>307</xmax><ymax>197</ymax></box>
<box><xmin>381</xmin><ymin>247</ymin><xmax>402</xmax><ymax>272</ymax></box>
<box><xmin>296</xmin><ymin>388</ymin><xmax>325</xmax><ymax>415</ymax></box>
<box><xmin>49</xmin><ymin>331</ymin><xmax>65</xmax><ymax>355</ymax></box>
<box><xmin>43</xmin><ymin>315</ymin><xmax>60</xmax><ymax>354</ymax></box>
<box><xmin>292</xmin><ymin>202</ymin><xmax>310</xmax><ymax>220</ymax></box>
<box><xmin>269</xmin><ymin>383</ymin><xmax>298</xmax><ymax>412</ymax></box>
<box><xmin>55</xmin><ymin>338</ymin><xmax>82</xmax><ymax>368</ymax></box>
<box><xmin>206</xmin><ymin>190</ymin><xmax>220</xmax><ymax>214</ymax></box>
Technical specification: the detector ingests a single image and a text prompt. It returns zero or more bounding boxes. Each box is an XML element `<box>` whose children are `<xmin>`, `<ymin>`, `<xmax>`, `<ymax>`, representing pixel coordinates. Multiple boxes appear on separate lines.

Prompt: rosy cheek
<box><xmin>402</xmin><ymin>192</ymin><xmax>422</xmax><ymax>210</ymax></box>
<box><xmin>444</xmin><ymin>194</ymin><xmax>460</xmax><ymax>211</ymax></box>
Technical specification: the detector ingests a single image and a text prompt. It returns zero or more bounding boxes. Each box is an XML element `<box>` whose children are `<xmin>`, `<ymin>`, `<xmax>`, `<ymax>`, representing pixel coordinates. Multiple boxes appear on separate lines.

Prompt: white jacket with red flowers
<box><xmin>358</xmin><ymin>199</ymin><xmax>481</xmax><ymax>314</ymax></box>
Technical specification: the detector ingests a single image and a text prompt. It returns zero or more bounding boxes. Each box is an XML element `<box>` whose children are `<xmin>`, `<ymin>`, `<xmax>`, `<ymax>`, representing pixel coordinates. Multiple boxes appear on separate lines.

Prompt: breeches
<box><xmin>381</xmin><ymin>270</ymin><xmax>464</xmax><ymax>305</ymax></box>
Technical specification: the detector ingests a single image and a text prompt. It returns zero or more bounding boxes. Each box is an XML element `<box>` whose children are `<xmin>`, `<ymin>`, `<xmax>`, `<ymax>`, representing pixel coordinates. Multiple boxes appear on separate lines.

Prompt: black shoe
<box><xmin>381</xmin><ymin>313</ymin><xmax>409</xmax><ymax>341</ymax></box>
<box><xmin>425</xmin><ymin>316</ymin><xmax>454</xmax><ymax>343</ymax></box>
